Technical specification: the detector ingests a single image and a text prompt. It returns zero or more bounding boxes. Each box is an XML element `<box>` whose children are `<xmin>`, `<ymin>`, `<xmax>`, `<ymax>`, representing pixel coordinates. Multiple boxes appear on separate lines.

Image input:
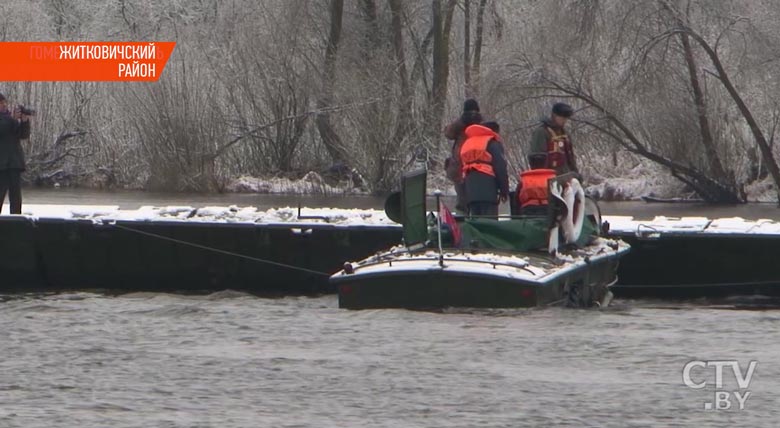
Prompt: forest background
<box><xmin>3</xmin><ymin>0</ymin><xmax>780</xmax><ymax>203</ymax></box>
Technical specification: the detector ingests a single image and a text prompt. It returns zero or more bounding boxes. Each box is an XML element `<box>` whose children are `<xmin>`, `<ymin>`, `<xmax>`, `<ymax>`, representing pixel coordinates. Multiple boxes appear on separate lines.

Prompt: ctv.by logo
<box><xmin>682</xmin><ymin>360</ymin><xmax>758</xmax><ymax>410</ymax></box>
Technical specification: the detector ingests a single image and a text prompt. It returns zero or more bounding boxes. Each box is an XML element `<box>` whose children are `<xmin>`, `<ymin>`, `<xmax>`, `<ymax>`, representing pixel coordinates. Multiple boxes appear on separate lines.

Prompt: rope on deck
<box><xmin>111</xmin><ymin>223</ymin><xmax>331</xmax><ymax>277</ymax></box>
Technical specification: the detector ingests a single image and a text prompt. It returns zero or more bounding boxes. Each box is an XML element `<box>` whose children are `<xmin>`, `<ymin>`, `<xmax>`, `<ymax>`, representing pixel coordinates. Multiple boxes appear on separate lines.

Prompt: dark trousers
<box><xmin>520</xmin><ymin>205</ymin><xmax>548</xmax><ymax>216</ymax></box>
<box><xmin>454</xmin><ymin>181</ymin><xmax>468</xmax><ymax>213</ymax></box>
<box><xmin>0</xmin><ymin>169</ymin><xmax>22</xmax><ymax>214</ymax></box>
<box><xmin>468</xmin><ymin>201</ymin><xmax>498</xmax><ymax>219</ymax></box>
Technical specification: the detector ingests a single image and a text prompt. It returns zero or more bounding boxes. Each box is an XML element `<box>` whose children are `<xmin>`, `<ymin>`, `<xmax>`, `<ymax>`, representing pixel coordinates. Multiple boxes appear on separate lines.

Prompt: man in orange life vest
<box><xmin>444</xmin><ymin>99</ymin><xmax>483</xmax><ymax>213</ymax></box>
<box><xmin>528</xmin><ymin>102</ymin><xmax>578</xmax><ymax>175</ymax></box>
<box><xmin>460</xmin><ymin>121</ymin><xmax>509</xmax><ymax>219</ymax></box>
<box><xmin>515</xmin><ymin>155</ymin><xmax>556</xmax><ymax>216</ymax></box>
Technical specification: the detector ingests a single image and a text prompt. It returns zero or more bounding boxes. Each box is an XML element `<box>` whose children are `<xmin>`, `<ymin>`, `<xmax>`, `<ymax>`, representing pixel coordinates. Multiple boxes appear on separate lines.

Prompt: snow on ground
<box><xmin>340</xmin><ymin>252</ymin><xmax>546</xmax><ymax>281</ymax></box>
<box><xmin>603</xmin><ymin>215</ymin><xmax>780</xmax><ymax>235</ymax></box>
<box><xmin>744</xmin><ymin>176</ymin><xmax>778</xmax><ymax>203</ymax></box>
<box><xmin>604</xmin><ymin>216</ymin><xmax>710</xmax><ymax>234</ymax></box>
<box><xmin>707</xmin><ymin>217</ymin><xmax>780</xmax><ymax>234</ymax></box>
<box><xmin>226</xmin><ymin>166</ymin><xmax>684</xmax><ymax>201</ymax></box>
<box><xmin>586</xmin><ymin>163</ymin><xmax>688</xmax><ymax>201</ymax></box>
<box><xmin>339</xmin><ymin>237</ymin><xmax>630</xmax><ymax>281</ymax></box>
<box><xmin>4</xmin><ymin>203</ymin><xmax>780</xmax><ymax>234</ymax></box>
<box><xmin>226</xmin><ymin>172</ymin><xmax>365</xmax><ymax>195</ymax></box>
<box><xmin>218</xmin><ymin>171</ymin><xmax>778</xmax><ymax>202</ymax></box>
<box><xmin>21</xmin><ymin>164</ymin><xmax>780</xmax><ymax>204</ymax></box>
<box><xmin>6</xmin><ymin>204</ymin><xmax>396</xmax><ymax>227</ymax></box>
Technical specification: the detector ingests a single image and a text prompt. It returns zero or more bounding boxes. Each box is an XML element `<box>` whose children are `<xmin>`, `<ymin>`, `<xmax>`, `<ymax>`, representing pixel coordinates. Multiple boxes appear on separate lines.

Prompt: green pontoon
<box><xmin>331</xmin><ymin>169</ymin><xmax>630</xmax><ymax>309</ymax></box>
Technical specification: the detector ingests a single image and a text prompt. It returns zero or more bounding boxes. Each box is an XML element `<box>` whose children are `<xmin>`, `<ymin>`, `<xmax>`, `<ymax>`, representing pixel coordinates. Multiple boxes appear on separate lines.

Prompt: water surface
<box><xmin>1</xmin><ymin>292</ymin><xmax>777</xmax><ymax>427</ymax></box>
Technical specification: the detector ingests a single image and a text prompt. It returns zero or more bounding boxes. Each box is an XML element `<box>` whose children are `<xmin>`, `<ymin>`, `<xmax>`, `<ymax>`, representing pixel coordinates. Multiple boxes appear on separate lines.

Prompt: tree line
<box><xmin>2</xmin><ymin>0</ymin><xmax>779</xmax><ymax>202</ymax></box>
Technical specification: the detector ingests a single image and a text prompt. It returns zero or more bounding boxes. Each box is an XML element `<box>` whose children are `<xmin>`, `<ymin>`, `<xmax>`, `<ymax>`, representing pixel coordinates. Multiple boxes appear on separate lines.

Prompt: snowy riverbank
<box><xmin>3</xmin><ymin>203</ymin><xmax>780</xmax><ymax>236</ymax></box>
<box><xmin>225</xmin><ymin>170</ymin><xmax>779</xmax><ymax>203</ymax></box>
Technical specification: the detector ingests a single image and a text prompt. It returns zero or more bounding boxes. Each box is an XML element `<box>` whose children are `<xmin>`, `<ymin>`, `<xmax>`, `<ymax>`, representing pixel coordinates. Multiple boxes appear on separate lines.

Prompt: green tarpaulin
<box><xmin>460</xmin><ymin>218</ymin><xmax>548</xmax><ymax>251</ymax></box>
<box><xmin>437</xmin><ymin>216</ymin><xmax>598</xmax><ymax>251</ymax></box>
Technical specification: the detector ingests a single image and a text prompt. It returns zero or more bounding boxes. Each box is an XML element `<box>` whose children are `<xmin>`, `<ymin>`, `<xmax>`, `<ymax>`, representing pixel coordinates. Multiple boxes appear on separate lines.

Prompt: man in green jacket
<box><xmin>528</xmin><ymin>102</ymin><xmax>578</xmax><ymax>175</ymax></box>
<box><xmin>0</xmin><ymin>93</ymin><xmax>32</xmax><ymax>214</ymax></box>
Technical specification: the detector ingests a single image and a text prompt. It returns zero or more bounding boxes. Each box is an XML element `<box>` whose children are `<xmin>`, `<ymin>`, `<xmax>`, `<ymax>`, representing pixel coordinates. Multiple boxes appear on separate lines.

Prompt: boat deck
<box><xmin>337</xmin><ymin>237</ymin><xmax>630</xmax><ymax>285</ymax></box>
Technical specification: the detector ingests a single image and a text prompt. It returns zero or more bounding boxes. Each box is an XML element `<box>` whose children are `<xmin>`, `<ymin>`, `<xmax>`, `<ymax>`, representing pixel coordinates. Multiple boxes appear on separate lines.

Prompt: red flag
<box><xmin>439</xmin><ymin>200</ymin><xmax>462</xmax><ymax>247</ymax></box>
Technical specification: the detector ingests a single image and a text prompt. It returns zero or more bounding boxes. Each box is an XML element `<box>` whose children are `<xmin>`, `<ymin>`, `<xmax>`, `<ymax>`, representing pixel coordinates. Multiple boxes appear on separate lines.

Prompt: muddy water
<box><xmin>1</xmin><ymin>292</ymin><xmax>778</xmax><ymax>427</ymax></box>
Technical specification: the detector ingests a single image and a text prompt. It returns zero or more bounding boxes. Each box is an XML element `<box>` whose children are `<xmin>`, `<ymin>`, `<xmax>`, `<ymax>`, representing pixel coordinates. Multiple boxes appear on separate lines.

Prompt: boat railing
<box><xmin>355</xmin><ymin>251</ymin><xmax>538</xmax><ymax>276</ymax></box>
<box><xmin>453</xmin><ymin>214</ymin><xmax>548</xmax><ymax>220</ymax></box>
<box><xmin>384</xmin><ymin>244</ymin><xmax>559</xmax><ymax>265</ymax></box>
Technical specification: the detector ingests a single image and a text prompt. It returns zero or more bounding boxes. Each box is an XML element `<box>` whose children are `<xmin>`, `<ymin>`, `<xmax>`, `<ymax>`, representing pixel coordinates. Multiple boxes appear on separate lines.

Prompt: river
<box><xmin>1</xmin><ymin>293</ymin><xmax>777</xmax><ymax>427</ymax></box>
<box><xmin>1</xmin><ymin>189</ymin><xmax>779</xmax><ymax>426</ymax></box>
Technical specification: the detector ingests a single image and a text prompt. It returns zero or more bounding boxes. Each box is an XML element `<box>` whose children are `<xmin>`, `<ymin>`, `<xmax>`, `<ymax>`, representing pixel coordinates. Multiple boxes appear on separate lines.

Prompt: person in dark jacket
<box><xmin>0</xmin><ymin>93</ymin><xmax>32</xmax><ymax>214</ymax></box>
<box><xmin>444</xmin><ymin>98</ymin><xmax>483</xmax><ymax>213</ymax></box>
<box><xmin>459</xmin><ymin>121</ymin><xmax>509</xmax><ymax>219</ymax></box>
<box><xmin>528</xmin><ymin>102</ymin><xmax>578</xmax><ymax>175</ymax></box>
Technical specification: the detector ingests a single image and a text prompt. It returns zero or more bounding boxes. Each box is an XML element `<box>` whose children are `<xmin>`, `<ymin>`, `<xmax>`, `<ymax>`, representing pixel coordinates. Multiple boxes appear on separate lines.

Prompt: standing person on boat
<box><xmin>0</xmin><ymin>93</ymin><xmax>32</xmax><ymax>215</ymax></box>
<box><xmin>444</xmin><ymin>99</ymin><xmax>483</xmax><ymax>213</ymax></box>
<box><xmin>528</xmin><ymin>102</ymin><xmax>578</xmax><ymax>175</ymax></box>
<box><xmin>460</xmin><ymin>121</ymin><xmax>509</xmax><ymax>219</ymax></box>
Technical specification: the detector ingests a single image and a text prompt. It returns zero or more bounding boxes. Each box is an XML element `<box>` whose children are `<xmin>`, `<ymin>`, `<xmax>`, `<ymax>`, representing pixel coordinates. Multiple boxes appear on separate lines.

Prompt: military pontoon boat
<box><xmin>331</xmin><ymin>169</ymin><xmax>630</xmax><ymax>309</ymax></box>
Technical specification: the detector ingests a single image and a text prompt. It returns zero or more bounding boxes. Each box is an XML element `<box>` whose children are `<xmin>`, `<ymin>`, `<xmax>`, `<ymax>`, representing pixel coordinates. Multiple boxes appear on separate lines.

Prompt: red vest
<box><xmin>545</xmin><ymin>127</ymin><xmax>573</xmax><ymax>170</ymax></box>
<box><xmin>460</xmin><ymin>124</ymin><xmax>500</xmax><ymax>178</ymax></box>
<box><xmin>518</xmin><ymin>169</ymin><xmax>556</xmax><ymax>207</ymax></box>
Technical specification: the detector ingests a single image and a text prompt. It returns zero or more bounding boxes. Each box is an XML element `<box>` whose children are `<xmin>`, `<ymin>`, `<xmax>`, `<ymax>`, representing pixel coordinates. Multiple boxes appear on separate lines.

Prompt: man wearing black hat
<box><xmin>444</xmin><ymin>98</ymin><xmax>483</xmax><ymax>212</ymax></box>
<box><xmin>0</xmin><ymin>93</ymin><xmax>32</xmax><ymax>214</ymax></box>
<box><xmin>528</xmin><ymin>102</ymin><xmax>578</xmax><ymax>175</ymax></box>
<box><xmin>460</xmin><ymin>120</ymin><xmax>509</xmax><ymax>219</ymax></box>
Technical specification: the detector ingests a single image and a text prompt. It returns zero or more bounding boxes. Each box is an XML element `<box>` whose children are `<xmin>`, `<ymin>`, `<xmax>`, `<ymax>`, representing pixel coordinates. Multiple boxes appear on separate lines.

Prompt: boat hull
<box><xmin>333</xmin><ymin>254</ymin><xmax>621</xmax><ymax>310</ymax></box>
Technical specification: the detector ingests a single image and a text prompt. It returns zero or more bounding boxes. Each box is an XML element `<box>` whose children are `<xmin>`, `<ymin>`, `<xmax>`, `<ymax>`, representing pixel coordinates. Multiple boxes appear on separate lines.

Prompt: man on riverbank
<box><xmin>0</xmin><ymin>93</ymin><xmax>32</xmax><ymax>214</ymax></box>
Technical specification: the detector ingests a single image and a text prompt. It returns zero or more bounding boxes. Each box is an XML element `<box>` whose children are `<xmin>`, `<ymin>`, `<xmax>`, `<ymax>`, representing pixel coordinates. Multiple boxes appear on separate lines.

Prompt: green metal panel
<box><xmin>34</xmin><ymin>219</ymin><xmax>89</xmax><ymax>287</ymax></box>
<box><xmin>337</xmin><ymin>271</ymin><xmax>543</xmax><ymax>309</ymax></box>
<box><xmin>139</xmin><ymin>223</ymin><xmax>180</xmax><ymax>286</ymax></box>
<box><xmin>78</xmin><ymin>221</ymin><xmax>113</xmax><ymax>287</ymax></box>
<box><xmin>0</xmin><ymin>217</ymin><xmax>40</xmax><ymax>288</ymax></box>
<box><xmin>108</xmin><ymin>221</ymin><xmax>148</xmax><ymax>289</ymax></box>
<box><xmin>401</xmin><ymin>168</ymin><xmax>428</xmax><ymax>247</ymax></box>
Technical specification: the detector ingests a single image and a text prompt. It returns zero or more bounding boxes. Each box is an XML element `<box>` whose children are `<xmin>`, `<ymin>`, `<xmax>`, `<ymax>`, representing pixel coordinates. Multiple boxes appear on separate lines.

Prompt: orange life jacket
<box><xmin>545</xmin><ymin>127</ymin><xmax>573</xmax><ymax>170</ymax></box>
<box><xmin>518</xmin><ymin>168</ymin><xmax>556</xmax><ymax>207</ymax></box>
<box><xmin>460</xmin><ymin>124</ymin><xmax>499</xmax><ymax>178</ymax></box>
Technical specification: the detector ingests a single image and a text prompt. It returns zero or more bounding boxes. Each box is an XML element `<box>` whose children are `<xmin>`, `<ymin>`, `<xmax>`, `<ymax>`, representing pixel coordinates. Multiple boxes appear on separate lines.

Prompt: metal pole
<box><xmin>434</xmin><ymin>190</ymin><xmax>444</xmax><ymax>267</ymax></box>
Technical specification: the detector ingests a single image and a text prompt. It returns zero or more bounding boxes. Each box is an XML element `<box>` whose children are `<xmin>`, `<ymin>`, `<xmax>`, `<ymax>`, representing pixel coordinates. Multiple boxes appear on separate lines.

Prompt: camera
<box><xmin>16</xmin><ymin>105</ymin><xmax>36</xmax><ymax>116</ymax></box>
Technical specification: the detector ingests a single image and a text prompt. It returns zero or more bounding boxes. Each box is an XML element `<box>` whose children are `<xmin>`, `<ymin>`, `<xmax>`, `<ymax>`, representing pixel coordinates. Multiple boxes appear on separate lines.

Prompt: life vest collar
<box><xmin>464</xmin><ymin>124</ymin><xmax>499</xmax><ymax>140</ymax></box>
<box><xmin>520</xmin><ymin>168</ymin><xmax>556</xmax><ymax>177</ymax></box>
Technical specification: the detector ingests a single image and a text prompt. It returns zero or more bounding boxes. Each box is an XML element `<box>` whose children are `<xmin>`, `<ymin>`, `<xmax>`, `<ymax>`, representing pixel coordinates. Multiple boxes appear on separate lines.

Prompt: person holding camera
<box><xmin>0</xmin><ymin>93</ymin><xmax>32</xmax><ymax>214</ymax></box>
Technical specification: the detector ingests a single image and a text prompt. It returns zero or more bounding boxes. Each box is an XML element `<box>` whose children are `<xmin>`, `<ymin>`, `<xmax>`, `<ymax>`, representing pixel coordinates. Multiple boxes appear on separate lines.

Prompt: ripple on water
<box><xmin>1</xmin><ymin>293</ymin><xmax>779</xmax><ymax>427</ymax></box>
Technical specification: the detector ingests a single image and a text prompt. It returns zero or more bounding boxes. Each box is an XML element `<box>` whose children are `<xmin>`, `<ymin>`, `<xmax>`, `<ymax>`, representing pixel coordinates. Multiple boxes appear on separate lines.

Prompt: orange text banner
<box><xmin>0</xmin><ymin>42</ymin><xmax>176</xmax><ymax>81</ymax></box>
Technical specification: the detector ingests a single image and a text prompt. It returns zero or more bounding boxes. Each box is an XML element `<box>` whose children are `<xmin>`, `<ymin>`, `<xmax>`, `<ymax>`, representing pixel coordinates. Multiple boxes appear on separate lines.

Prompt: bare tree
<box><xmin>429</xmin><ymin>0</ymin><xmax>457</xmax><ymax>138</ymax></box>
<box><xmin>4</xmin><ymin>0</ymin><xmax>778</xmax><ymax>199</ymax></box>
<box><xmin>464</xmin><ymin>0</ymin><xmax>488</xmax><ymax>97</ymax></box>
<box><xmin>645</xmin><ymin>0</ymin><xmax>780</xmax><ymax>201</ymax></box>
<box><xmin>388</xmin><ymin>0</ymin><xmax>414</xmax><ymax>142</ymax></box>
<box><xmin>315</xmin><ymin>0</ymin><xmax>348</xmax><ymax>166</ymax></box>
